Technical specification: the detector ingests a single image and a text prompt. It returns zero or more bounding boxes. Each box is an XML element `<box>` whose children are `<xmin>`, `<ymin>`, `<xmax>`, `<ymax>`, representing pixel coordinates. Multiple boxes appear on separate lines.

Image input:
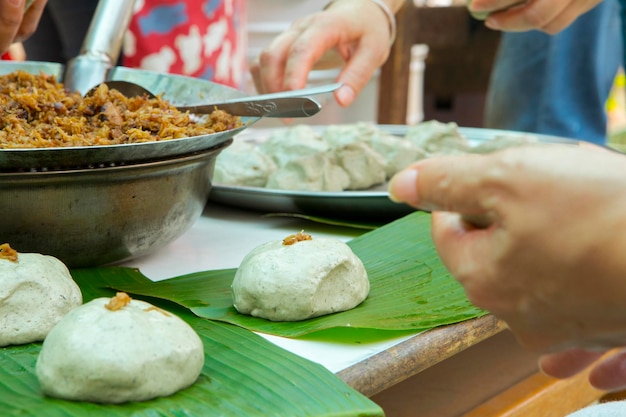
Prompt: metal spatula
<box><xmin>95</xmin><ymin>80</ymin><xmax>342</xmax><ymax>118</ymax></box>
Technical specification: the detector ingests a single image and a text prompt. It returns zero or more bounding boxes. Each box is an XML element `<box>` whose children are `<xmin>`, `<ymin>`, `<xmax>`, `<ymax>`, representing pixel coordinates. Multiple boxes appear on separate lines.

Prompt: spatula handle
<box><xmin>64</xmin><ymin>0</ymin><xmax>137</xmax><ymax>95</ymax></box>
<box><xmin>177</xmin><ymin>97</ymin><xmax>322</xmax><ymax>118</ymax></box>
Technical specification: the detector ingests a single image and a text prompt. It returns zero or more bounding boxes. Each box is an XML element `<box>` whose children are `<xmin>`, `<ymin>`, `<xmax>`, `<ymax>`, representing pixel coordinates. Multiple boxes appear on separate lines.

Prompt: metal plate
<box><xmin>209</xmin><ymin>126</ymin><xmax>580</xmax><ymax>221</ymax></box>
<box><xmin>210</xmin><ymin>183</ymin><xmax>412</xmax><ymax>222</ymax></box>
<box><xmin>0</xmin><ymin>63</ymin><xmax>259</xmax><ymax>171</ymax></box>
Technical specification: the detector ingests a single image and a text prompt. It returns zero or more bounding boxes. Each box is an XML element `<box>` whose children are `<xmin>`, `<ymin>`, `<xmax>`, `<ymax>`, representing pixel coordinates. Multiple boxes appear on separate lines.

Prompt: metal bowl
<box><xmin>0</xmin><ymin>62</ymin><xmax>258</xmax><ymax>171</ymax></box>
<box><xmin>0</xmin><ymin>141</ymin><xmax>231</xmax><ymax>267</ymax></box>
<box><xmin>0</xmin><ymin>62</ymin><xmax>256</xmax><ymax>267</ymax></box>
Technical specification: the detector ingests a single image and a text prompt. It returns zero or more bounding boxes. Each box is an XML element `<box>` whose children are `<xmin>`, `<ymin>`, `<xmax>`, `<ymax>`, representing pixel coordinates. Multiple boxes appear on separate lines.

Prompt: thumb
<box><xmin>388</xmin><ymin>154</ymin><xmax>499</xmax><ymax>217</ymax></box>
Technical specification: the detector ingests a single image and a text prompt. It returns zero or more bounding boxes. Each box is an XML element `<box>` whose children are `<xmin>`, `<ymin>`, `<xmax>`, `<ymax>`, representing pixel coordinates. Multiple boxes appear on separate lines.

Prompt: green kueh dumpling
<box><xmin>232</xmin><ymin>232</ymin><xmax>370</xmax><ymax>322</ymax></box>
<box><xmin>36</xmin><ymin>293</ymin><xmax>204</xmax><ymax>404</ymax></box>
<box><xmin>0</xmin><ymin>244</ymin><xmax>82</xmax><ymax>347</ymax></box>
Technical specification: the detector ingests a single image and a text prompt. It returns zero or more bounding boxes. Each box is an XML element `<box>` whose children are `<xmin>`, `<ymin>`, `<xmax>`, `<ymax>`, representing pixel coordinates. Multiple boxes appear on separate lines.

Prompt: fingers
<box><xmin>251</xmin><ymin>0</ymin><xmax>391</xmax><ymax>107</ymax></box>
<box><xmin>478</xmin><ymin>0</ymin><xmax>601</xmax><ymax>33</ymax></box>
<box><xmin>388</xmin><ymin>154</ymin><xmax>500</xmax><ymax>216</ymax></box>
<box><xmin>15</xmin><ymin>0</ymin><xmax>46</xmax><ymax>42</ymax></box>
<box><xmin>0</xmin><ymin>0</ymin><xmax>25</xmax><ymax>54</ymax></box>
<box><xmin>253</xmin><ymin>13</ymin><xmax>340</xmax><ymax>95</ymax></box>
<box><xmin>539</xmin><ymin>349</ymin><xmax>626</xmax><ymax>392</ymax></box>
<box><xmin>589</xmin><ymin>349</ymin><xmax>626</xmax><ymax>392</ymax></box>
<box><xmin>332</xmin><ymin>34</ymin><xmax>389</xmax><ymax>107</ymax></box>
<box><xmin>429</xmin><ymin>211</ymin><xmax>496</xmax><ymax>284</ymax></box>
<box><xmin>388</xmin><ymin>165</ymin><xmax>420</xmax><ymax>205</ymax></box>
<box><xmin>281</xmin><ymin>20</ymin><xmax>343</xmax><ymax>91</ymax></box>
<box><xmin>467</xmin><ymin>0</ymin><xmax>525</xmax><ymax>19</ymax></box>
<box><xmin>470</xmin><ymin>0</ymin><xmax>525</xmax><ymax>12</ymax></box>
<box><xmin>251</xmin><ymin>27</ymin><xmax>302</xmax><ymax>94</ymax></box>
<box><xmin>0</xmin><ymin>0</ymin><xmax>46</xmax><ymax>54</ymax></box>
<box><xmin>539</xmin><ymin>349</ymin><xmax>605</xmax><ymax>379</ymax></box>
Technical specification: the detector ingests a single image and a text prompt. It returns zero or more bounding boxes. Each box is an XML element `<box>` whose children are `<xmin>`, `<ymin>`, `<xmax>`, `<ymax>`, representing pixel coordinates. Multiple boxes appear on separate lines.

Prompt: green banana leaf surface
<box><xmin>0</xmin><ymin>272</ymin><xmax>383</xmax><ymax>416</ymax></box>
<box><xmin>88</xmin><ymin>211</ymin><xmax>486</xmax><ymax>338</ymax></box>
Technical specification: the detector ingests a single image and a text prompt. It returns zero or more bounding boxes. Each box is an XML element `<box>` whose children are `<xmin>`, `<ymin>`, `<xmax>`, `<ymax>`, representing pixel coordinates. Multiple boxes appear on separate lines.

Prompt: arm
<box><xmin>250</xmin><ymin>0</ymin><xmax>404</xmax><ymax>107</ymax></box>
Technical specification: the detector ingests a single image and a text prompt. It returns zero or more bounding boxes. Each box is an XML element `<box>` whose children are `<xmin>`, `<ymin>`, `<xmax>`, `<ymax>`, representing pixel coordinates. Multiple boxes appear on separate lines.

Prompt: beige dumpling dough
<box><xmin>333</xmin><ymin>142</ymin><xmax>387</xmax><ymax>190</ymax></box>
<box><xmin>405</xmin><ymin>120</ymin><xmax>470</xmax><ymax>155</ymax></box>
<box><xmin>366</xmin><ymin>131</ymin><xmax>428</xmax><ymax>178</ymax></box>
<box><xmin>321</xmin><ymin>123</ymin><xmax>371</xmax><ymax>147</ymax></box>
<box><xmin>470</xmin><ymin>134</ymin><xmax>538</xmax><ymax>153</ymax></box>
<box><xmin>214</xmin><ymin>139</ymin><xmax>276</xmax><ymax>187</ymax></box>
<box><xmin>322</xmin><ymin>122</ymin><xmax>426</xmax><ymax>179</ymax></box>
<box><xmin>0</xmin><ymin>244</ymin><xmax>82</xmax><ymax>347</ymax></box>
<box><xmin>265</xmin><ymin>153</ymin><xmax>349</xmax><ymax>192</ymax></box>
<box><xmin>259</xmin><ymin>124</ymin><xmax>329</xmax><ymax>167</ymax></box>
<box><xmin>232</xmin><ymin>232</ymin><xmax>369</xmax><ymax>321</ymax></box>
<box><xmin>36</xmin><ymin>293</ymin><xmax>204</xmax><ymax>404</ymax></box>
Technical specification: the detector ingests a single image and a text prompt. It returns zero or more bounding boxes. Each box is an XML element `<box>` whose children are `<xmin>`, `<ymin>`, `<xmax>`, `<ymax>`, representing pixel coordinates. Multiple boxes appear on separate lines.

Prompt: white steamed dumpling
<box><xmin>36</xmin><ymin>293</ymin><xmax>204</xmax><ymax>404</ymax></box>
<box><xmin>232</xmin><ymin>232</ymin><xmax>370</xmax><ymax>321</ymax></box>
<box><xmin>0</xmin><ymin>244</ymin><xmax>82</xmax><ymax>347</ymax></box>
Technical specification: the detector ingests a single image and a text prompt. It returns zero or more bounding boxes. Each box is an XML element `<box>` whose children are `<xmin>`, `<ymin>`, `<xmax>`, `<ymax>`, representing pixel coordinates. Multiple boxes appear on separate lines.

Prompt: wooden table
<box><xmin>338</xmin><ymin>315</ymin><xmax>505</xmax><ymax>397</ymax></box>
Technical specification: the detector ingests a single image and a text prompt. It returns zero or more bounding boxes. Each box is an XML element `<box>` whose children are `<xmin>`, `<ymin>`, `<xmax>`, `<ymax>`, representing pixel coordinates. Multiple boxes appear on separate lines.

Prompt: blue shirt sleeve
<box><xmin>621</xmin><ymin>0</ymin><xmax>626</xmax><ymax>65</ymax></box>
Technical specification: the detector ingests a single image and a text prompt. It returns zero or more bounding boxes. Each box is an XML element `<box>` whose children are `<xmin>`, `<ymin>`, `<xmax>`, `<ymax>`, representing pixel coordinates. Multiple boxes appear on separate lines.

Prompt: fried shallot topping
<box><xmin>282</xmin><ymin>230</ymin><xmax>312</xmax><ymax>246</ymax></box>
<box><xmin>144</xmin><ymin>306</ymin><xmax>171</xmax><ymax>317</ymax></box>
<box><xmin>0</xmin><ymin>243</ymin><xmax>18</xmax><ymax>262</ymax></box>
<box><xmin>105</xmin><ymin>292</ymin><xmax>132</xmax><ymax>311</ymax></box>
<box><xmin>0</xmin><ymin>71</ymin><xmax>242</xmax><ymax>149</ymax></box>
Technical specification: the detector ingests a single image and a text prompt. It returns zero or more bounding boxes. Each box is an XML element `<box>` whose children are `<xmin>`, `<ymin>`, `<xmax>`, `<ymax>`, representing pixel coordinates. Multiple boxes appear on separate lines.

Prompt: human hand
<box><xmin>467</xmin><ymin>0</ymin><xmax>603</xmax><ymax>33</ymax></box>
<box><xmin>0</xmin><ymin>0</ymin><xmax>46</xmax><ymax>54</ymax></box>
<box><xmin>387</xmin><ymin>144</ymin><xmax>626</xmax><ymax>353</ymax></box>
<box><xmin>540</xmin><ymin>348</ymin><xmax>626</xmax><ymax>392</ymax></box>
<box><xmin>249</xmin><ymin>0</ymin><xmax>394</xmax><ymax>108</ymax></box>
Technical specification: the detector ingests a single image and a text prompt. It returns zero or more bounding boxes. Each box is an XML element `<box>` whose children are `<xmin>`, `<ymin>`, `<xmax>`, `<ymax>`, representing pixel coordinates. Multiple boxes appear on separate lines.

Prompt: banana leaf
<box><xmin>82</xmin><ymin>211</ymin><xmax>486</xmax><ymax>338</ymax></box>
<box><xmin>263</xmin><ymin>212</ymin><xmax>382</xmax><ymax>230</ymax></box>
<box><xmin>0</xmin><ymin>275</ymin><xmax>383</xmax><ymax>417</ymax></box>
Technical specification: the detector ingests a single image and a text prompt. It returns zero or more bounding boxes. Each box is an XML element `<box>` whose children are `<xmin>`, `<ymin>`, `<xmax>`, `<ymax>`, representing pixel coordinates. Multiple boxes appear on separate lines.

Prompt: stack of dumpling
<box><xmin>263</xmin><ymin>125</ymin><xmax>350</xmax><ymax>192</ymax></box>
<box><xmin>213</xmin><ymin>120</ymin><xmax>470</xmax><ymax>192</ymax></box>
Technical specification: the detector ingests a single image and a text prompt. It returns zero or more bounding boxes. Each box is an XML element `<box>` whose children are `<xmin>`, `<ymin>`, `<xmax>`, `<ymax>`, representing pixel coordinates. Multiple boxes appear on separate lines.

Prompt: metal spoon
<box><xmin>96</xmin><ymin>80</ymin><xmax>342</xmax><ymax>118</ymax></box>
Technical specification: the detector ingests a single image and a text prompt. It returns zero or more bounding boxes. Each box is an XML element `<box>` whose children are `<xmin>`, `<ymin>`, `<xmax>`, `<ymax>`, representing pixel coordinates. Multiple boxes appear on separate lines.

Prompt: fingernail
<box><xmin>335</xmin><ymin>85</ymin><xmax>356</xmax><ymax>107</ymax></box>
<box><xmin>485</xmin><ymin>16</ymin><xmax>500</xmax><ymax>29</ymax></box>
<box><xmin>388</xmin><ymin>168</ymin><xmax>419</xmax><ymax>204</ymax></box>
<box><xmin>538</xmin><ymin>360</ymin><xmax>549</xmax><ymax>376</ymax></box>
